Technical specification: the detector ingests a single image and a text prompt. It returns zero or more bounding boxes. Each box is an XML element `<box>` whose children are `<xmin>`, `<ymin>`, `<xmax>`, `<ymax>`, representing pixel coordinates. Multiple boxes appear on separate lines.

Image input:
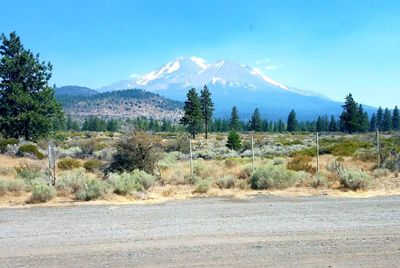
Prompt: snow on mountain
<box><xmin>98</xmin><ymin>56</ymin><xmax>344</xmax><ymax>120</ymax></box>
<box><xmin>100</xmin><ymin>56</ymin><xmax>303</xmax><ymax>94</ymax></box>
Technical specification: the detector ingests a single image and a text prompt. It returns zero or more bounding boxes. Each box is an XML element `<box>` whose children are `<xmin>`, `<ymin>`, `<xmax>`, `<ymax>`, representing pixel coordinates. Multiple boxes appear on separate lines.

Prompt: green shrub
<box><xmin>108</xmin><ymin>172</ymin><xmax>142</xmax><ymax>195</ymax></box>
<box><xmin>14</xmin><ymin>163</ymin><xmax>42</xmax><ymax>186</ymax></box>
<box><xmin>30</xmin><ymin>184</ymin><xmax>56</xmax><ymax>203</ymax></box>
<box><xmin>0</xmin><ymin>178</ymin><xmax>26</xmax><ymax>196</ymax></box>
<box><xmin>56</xmin><ymin>168</ymin><xmax>91</xmax><ymax>193</ymax></box>
<box><xmin>106</xmin><ymin>132</ymin><xmax>160</xmax><ymax>174</ymax></box>
<box><xmin>83</xmin><ymin>159</ymin><xmax>105</xmax><ymax>172</ymax></box>
<box><xmin>108</xmin><ymin>170</ymin><xmax>155</xmax><ymax>195</ymax></box>
<box><xmin>135</xmin><ymin>170</ymin><xmax>156</xmax><ymax>190</ymax></box>
<box><xmin>57</xmin><ymin>157</ymin><xmax>81</xmax><ymax>171</ymax></box>
<box><xmin>0</xmin><ymin>138</ymin><xmax>19</xmax><ymax>153</ymax></box>
<box><xmin>339</xmin><ymin>169</ymin><xmax>372</xmax><ymax>191</ymax></box>
<box><xmin>75</xmin><ymin>179</ymin><xmax>107</xmax><ymax>201</ymax></box>
<box><xmin>287</xmin><ymin>155</ymin><xmax>316</xmax><ymax>173</ymax></box>
<box><xmin>216</xmin><ymin>175</ymin><xmax>236</xmax><ymax>189</ymax></box>
<box><xmin>193</xmin><ymin>177</ymin><xmax>212</xmax><ymax>193</ymax></box>
<box><xmin>329</xmin><ymin>139</ymin><xmax>373</xmax><ymax>157</ymax></box>
<box><xmin>250</xmin><ymin>163</ymin><xmax>298</xmax><ymax>190</ymax></box>
<box><xmin>226</xmin><ymin>130</ymin><xmax>242</xmax><ymax>151</ymax></box>
<box><xmin>17</xmin><ymin>144</ymin><xmax>45</xmax><ymax>159</ymax></box>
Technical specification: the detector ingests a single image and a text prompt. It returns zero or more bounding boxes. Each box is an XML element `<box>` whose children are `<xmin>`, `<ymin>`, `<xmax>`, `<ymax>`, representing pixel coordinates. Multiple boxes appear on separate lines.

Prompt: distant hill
<box><xmin>56</xmin><ymin>88</ymin><xmax>183</xmax><ymax>121</ymax></box>
<box><xmin>55</xmin><ymin>86</ymin><xmax>98</xmax><ymax>97</ymax></box>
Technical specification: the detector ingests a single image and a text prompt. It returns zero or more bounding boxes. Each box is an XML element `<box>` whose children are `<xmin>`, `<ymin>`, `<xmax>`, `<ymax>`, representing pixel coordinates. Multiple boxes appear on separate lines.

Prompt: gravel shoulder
<box><xmin>1</xmin><ymin>195</ymin><xmax>400</xmax><ymax>267</ymax></box>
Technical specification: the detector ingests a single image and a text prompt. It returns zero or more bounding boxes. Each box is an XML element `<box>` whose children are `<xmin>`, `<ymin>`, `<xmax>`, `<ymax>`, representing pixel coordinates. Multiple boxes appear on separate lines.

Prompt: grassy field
<box><xmin>1</xmin><ymin>131</ymin><xmax>400</xmax><ymax>206</ymax></box>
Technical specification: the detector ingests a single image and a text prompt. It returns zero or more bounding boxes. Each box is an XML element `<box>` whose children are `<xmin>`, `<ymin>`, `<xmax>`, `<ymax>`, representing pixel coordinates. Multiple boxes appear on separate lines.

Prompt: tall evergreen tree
<box><xmin>0</xmin><ymin>32</ymin><xmax>63</xmax><ymax>140</ymax></box>
<box><xmin>200</xmin><ymin>85</ymin><xmax>214</xmax><ymax>139</ymax></box>
<box><xmin>277</xmin><ymin>119</ymin><xmax>285</xmax><ymax>132</ymax></box>
<box><xmin>358</xmin><ymin>104</ymin><xmax>369</xmax><ymax>132</ymax></box>
<box><xmin>340</xmin><ymin>94</ymin><xmax>360</xmax><ymax>133</ymax></box>
<box><xmin>392</xmin><ymin>106</ymin><xmax>400</xmax><ymax>131</ymax></box>
<box><xmin>328</xmin><ymin>115</ymin><xmax>338</xmax><ymax>132</ymax></box>
<box><xmin>180</xmin><ymin>88</ymin><xmax>203</xmax><ymax>139</ymax></box>
<box><xmin>250</xmin><ymin>108</ymin><xmax>262</xmax><ymax>132</ymax></box>
<box><xmin>376</xmin><ymin>107</ymin><xmax>384</xmax><ymax>131</ymax></box>
<box><xmin>382</xmin><ymin>108</ymin><xmax>392</xmax><ymax>131</ymax></box>
<box><xmin>369</xmin><ymin>113</ymin><xmax>377</xmax><ymax>131</ymax></box>
<box><xmin>323</xmin><ymin>115</ymin><xmax>329</xmax><ymax>131</ymax></box>
<box><xmin>229</xmin><ymin>106</ymin><xmax>241</xmax><ymax>131</ymax></box>
<box><xmin>286</xmin><ymin>109</ymin><xmax>298</xmax><ymax>132</ymax></box>
<box><xmin>316</xmin><ymin>116</ymin><xmax>324</xmax><ymax>132</ymax></box>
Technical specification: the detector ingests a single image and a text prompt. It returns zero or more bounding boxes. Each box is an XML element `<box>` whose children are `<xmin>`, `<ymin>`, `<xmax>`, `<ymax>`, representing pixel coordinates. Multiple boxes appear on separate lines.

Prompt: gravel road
<box><xmin>1</xmin><ymin>195</ymin><xmax>400</xmax><ymax>267</ymax></box>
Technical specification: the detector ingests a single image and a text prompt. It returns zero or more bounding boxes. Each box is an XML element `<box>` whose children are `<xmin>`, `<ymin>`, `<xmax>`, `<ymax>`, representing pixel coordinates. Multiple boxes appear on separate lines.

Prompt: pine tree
<box><xmin>358</xmin><ymin>104</ymin><xmax>369</xmax><ymax>132</ymax></box>
<box><xmin>340</xmin><ymin>94</ymin><xmax>360</xmax><ymax>133</ymax></box>
<box><xmin>287</xmin><ymin>109</ymin><xmax>298</xmax><ymax>132</ymax></box>
<box><xmin>250</xmin><ymin>108</ymin><xmax>262</xmax><ymax>132</ymax></box>
<box><xmin>392</xmin><ymin>106</ymin><xmax>400</xmax><ymax>131</ymax></box>
<box><xmin>0</xmin><ymin>32</ymin><xmax>63</xmax><ymax>140</ymax></box>
<box><xmin>229</xmin><ymin>106</ymin><xmax>241</xmax><ymax>131</ymax></box>
<box><xmin>200</xmin><ymin>85</ymin><xmax>214</xmax><ymax>139</ymax></box>
<box><xmin>226</xmin><ymin>130</ymin><xmax>242</xmax><ymax>151</ymax></box>
<box><xmin>369</xmin><ymin>113</ymin><xmax>377</xmax><ymax>131</ymax></box>
<box><xmin>382</xmin><ymin>108</ymin><xmax>392</xmax><ymax>131</ymax></box>
<box><xmin>278</xmin><ymin>119</ymin><xmax>285</xmax><ymax>132</ymax></box>
<box><xmin>328</xmin><ymin>115</ymin><xmax>338</xmax><ymax>132</ymax></box>
<box><xmin>376</xmin><ymin>107</ymin><xmax>384</xmax><ymax>131</ymax></box>
<box><xmin>180</xmin><ymin>88</ymin><xmax>203</xmax><ymax>139</ymax></box>
<box><xmin>316</xmin><ymin>116</ymin><xmax>324</xmax><ymax>132</ymax></box>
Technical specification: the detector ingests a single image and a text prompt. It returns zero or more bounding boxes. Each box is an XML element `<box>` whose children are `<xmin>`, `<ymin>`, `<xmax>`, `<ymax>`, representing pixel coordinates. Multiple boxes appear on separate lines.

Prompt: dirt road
<box><xmin>1</xmin><ymin>195</ymin><xmax>400</xmax><ymax>267</ymax></box>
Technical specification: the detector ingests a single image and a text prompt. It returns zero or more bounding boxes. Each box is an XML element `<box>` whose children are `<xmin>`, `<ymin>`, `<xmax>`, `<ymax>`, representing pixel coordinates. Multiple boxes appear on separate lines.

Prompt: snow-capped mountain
<box><xmin>101</xmin><ymin>56</ymin><xmax>305</xmax><ymax>95</ymax></box>
<box><xmin>99</xmin><ymin>57</ymin><xmax>351</xmax><ymax>120</ymax></box>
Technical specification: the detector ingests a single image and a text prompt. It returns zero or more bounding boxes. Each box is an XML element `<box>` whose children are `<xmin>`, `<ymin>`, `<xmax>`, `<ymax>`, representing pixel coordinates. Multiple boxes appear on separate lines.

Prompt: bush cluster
<box><xmin>0</xmin><ymin>178</ymin><xmax>26</xmax><ymax>196</ymax></box>
<box><xmin>76</xmin><ymin>179</ymin><xmax>107</xmax><ymax>201</ymax></box>
<box><xmin>339</xmin><ymin>169</ymin><xmax>372</xmax><ymax>191</ymax></box>
<box><xmin>108</xmin><ymin>170</ymin><xmax>156</xmax><ymax>195</ymax></box>
<box><xmin>0</xmin><ymin>138</ymin><xmax>19</xmax><ymax>153</ymax></box>
<box><xmin>30</xmin><ymin>184</ymin><xmax>56</xmax><ymax>203</ymax></box>
<box><xmin>216</xmin><ymin>175</ymin><xmax>236</xmax><ymax>189</ymax></box>
<box><xmin>83</xmin><ymin>159</ymin><xmax>105</xmax><ymax>172</ymax></box>
<box><xmin>57</xmin><ymin>158</ymin><xmax>81</xmax><ymax>171</ymax></box>
<box><xmin>17</xmin><ymin>144</ymin><xmax>45</xmax><ymax>159</ymax></box>
<box><xmin>193</xmin><ymin>177</ymin><xmax>212</xmax><ymax>193</ymax></box>
<box><xmin>106</xmin><ymin>132</ymin><xmax>160</xmax><ymax>174</ymax></box>
<box><xmin>287</xmin><ymin>155</ymin><xmax>316</xmax><ymax>173</ymax></box>
<box><xmin>250</xmin><ymin>163</ymin><xmax>298</xmax><ymax>190</ymax></box>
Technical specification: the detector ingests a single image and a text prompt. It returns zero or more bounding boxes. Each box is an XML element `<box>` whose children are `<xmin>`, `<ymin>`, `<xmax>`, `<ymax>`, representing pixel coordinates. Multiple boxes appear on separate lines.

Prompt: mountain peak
<box><xmin>100</xmin><ymin>56</ymin><xmax>320</xmax><ymax>97</ymax></box>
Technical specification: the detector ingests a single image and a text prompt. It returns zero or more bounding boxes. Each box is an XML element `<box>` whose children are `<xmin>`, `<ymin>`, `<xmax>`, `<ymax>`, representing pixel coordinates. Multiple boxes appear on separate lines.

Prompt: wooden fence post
<box><xmin>377</xmin><ymin>129</ymin><xmax>381</xmax><ymax>167</ymax></box>
<box><xmin>316</xmin><ymin>132</ymin><xmax>320</xmax><ymax>173</ymax></box>
<box><xmin>48</xmin><ymin>141</ymin><xmax>56</xmax><ymax>186</ymax></box>
<box><xmin>189</xmin><ymin>138</ymin><xmax>193</xmax><ymax>179</ymax></box>
<box><xmin>251</xmin><ymin>135</ymin><xmax>255</xmax><ymax>172</ymax></box>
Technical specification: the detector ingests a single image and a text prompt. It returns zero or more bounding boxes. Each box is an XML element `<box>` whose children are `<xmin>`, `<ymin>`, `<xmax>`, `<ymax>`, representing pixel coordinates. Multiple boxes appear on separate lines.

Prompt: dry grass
<box><xmin>1</xmin><ymin>132</ymin><xmax>400</xmax><ymax>207</ymax></box>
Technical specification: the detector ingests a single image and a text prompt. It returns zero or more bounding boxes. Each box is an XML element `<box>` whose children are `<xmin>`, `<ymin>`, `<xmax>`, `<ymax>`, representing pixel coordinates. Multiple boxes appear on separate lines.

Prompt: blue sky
<box><xmin>1</xmin><ymin>0</ymin><xmax>400</xmax><ymax>107</ymax></box>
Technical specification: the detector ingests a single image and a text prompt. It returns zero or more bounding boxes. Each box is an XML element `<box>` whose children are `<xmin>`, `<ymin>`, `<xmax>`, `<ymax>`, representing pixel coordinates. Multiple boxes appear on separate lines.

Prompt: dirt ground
<box><xmin>1</xmin><ymin>195</ymin><xmax>400</xmax><ymax>267</ymax></box>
